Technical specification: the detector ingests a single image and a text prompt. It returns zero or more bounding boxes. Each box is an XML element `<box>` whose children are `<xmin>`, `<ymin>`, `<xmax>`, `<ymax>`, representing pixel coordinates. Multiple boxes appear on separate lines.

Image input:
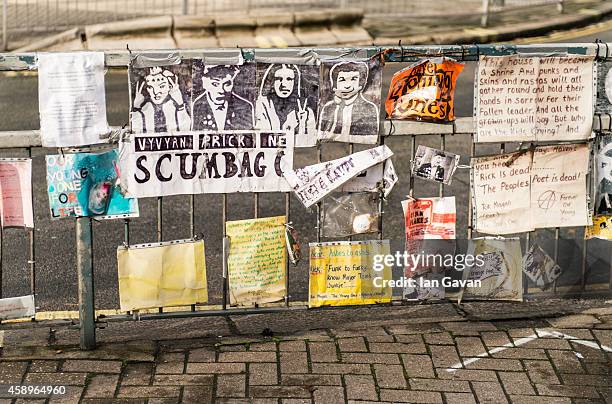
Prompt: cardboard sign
<box><xmin>117</xmin><ymin>239</ymin><xmax>208</xmax><ymax>311</ymax></box>
<box><xmin>0</xmin><ymin>295</ymin><xmax>35</xmax><ymax>320</ymax></box>
<box><xmin>475</xmin><ymin>55</ymin><xmax>594</xmax><ymax>142</ymax></box>
<box><xmin>226</xmin><ymin>215</ymin><xmax>286</xmax><ymax>306</ymax></box>
<box><xmin>46</xmin><ymin>149</ymin><xmax>139</xmax><ymax>220</ymax></box>
<box><xmin>120</xmin><ymin>131</ymin><xmax>294</xmax><ymax>198</ymax></box>
<box><xmin>0</xmin><ymin>159</ymin><xmax>33</xmax><ymax>228</ymax></box>
<box><xmin>309</xmin><ymin>240</ymin><xmax>392</xmax><ymax>308</ymax></box>
<box><xmin>386</xmin><ymin>58</ymin><xmax>464</xmax><ymax>123</ymax></box>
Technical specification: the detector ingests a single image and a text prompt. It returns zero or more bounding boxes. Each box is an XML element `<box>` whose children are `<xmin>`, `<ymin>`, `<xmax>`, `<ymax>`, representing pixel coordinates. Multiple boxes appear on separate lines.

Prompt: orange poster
<box><xmin>385</xmin><ymin>58</ymin><xmax>464</xmax><ymax>123</ymax></box>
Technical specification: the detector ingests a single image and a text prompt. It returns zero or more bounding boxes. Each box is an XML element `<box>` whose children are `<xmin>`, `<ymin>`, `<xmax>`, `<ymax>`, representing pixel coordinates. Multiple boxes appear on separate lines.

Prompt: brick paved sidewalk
<box><xmin>0</xmin><ymin>303</ymin><xmax>610</xmax><ymax>403</ymax></box>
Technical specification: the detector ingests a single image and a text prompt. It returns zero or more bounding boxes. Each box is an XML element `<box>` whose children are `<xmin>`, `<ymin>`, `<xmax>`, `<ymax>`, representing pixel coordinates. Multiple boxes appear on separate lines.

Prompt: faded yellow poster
<box><xmin>117</xmin><ymin>239</ymin><xmax>208</xmax><ymax>311</ymax></box>
<box><xmin>586</xmin><ymin>215</ymin><xmax>612</xmax><ymax>239</ymax></box>
<box><xmin>227</xmin><ymin>215</ymin><xmax>286</xmax><ymax>306</ymax></box>
<box><xmin>309</xmin><ymin>240</ymin><xmax>392</xmax><ymax>308</ymax></box>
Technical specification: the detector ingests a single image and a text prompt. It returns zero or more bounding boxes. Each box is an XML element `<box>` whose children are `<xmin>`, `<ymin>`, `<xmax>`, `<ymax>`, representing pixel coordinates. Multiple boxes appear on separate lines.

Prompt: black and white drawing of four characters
<box><xmin>129</xmin><ymin>61</ymin><xmax>381</xmax><ymax>146</ymax></box>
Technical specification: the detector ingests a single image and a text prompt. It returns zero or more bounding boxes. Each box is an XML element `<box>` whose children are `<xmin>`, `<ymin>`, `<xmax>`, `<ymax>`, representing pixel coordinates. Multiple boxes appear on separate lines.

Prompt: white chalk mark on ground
<box><xmin>445</xmin><ymin>328</ymin><xmax>612</xmax><ymax>373</ymax></box>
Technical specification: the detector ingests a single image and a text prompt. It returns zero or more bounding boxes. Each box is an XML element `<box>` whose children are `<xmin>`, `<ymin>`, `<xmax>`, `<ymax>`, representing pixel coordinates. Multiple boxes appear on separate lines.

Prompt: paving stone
<box><xmin>280</xmin><ymin>351</ymin><xmax>309</xmax><ymax>374</ymax></box>
<box><xmin>491</xmin><ymin>348</ymin><xmax>547</xmax><ymax>360</ymax></box>
<box><xmin>158</xmin><ymin>352</ymin><xmax>185</xmax><ymax>363</ymax></box>
<box><xmin>423</xmin><ymin>332</ymin><xmax>454</xmax><ymax>345</ymax></box>
<box><xmin>282</xmin><ymin>400</ymin><xmax>312</xmax><ymax>404</ymax></box>
<box><xmin>394</xmin><ymin>334</ymin><xmax>422</xmax><ymax>344</ymax></box>
<box><xmin>508</xmin><ymin>328</ymin><xmax>537</xmax><ymax>338</ymax></box>
<box><xmin>281</xmin><ymin>374</ymin><xmax>342</xmax><ymax>386</ymax></box>
<box><xmin>409</xmin><ymin>378</ymin><xmax>471</xmax><ymax>393</ymax></box>
<box><xmin>310</xmin><ymin>363</ymin><xmax>371</xmax><ymax>375</ymax></box>
<box><xmin>523</xmin><ymin>360</ymin><xmax>561</xmax><ymax>384</ymax></box>
<box><xmin>559</xmin><ymin>373</ymin><xmax>610</xmax><ymax>386</ymax></box>
<box><xmin>62</xmin><ymin>360</ymin><xmax>122</xmax><ymax>373</ymax></box>
<box><xmin>519</xmin><ymin>338</ymin><xmax>572</xmax><ymax>350</ymax></box>
<box><xmin>250</xmin><ymin>342</ymin><xmax>278</xmax><ymax>352</ymax></box>
<box><xmin>338</xmin><ymin>337</ymin><xmax>368</xmax><ymax>352</ymax></box>
<box><xmin>249</xmin><ymin>385</ymin><xmax>311</xmax><ymax>399</ymax></box>
<box><xmin>569</xmin><ymin>342</ymin><xmax>609</xmax><ymax>363</ymax></box>
<box><xmin>547</xmin><ymin>350</ymin><xmax>585</xmax><ymax>374</ymax></box>
<box><xmin>436</xmin><ymin>368</ymin><xmax>498</xmax><ymax>381</ymax></box>
<box><xmin>187</xmin><ymin>347</ymin><xmax>216</xmax><ymax>362</ymax></box>
<box><xmin>535</xmin><ymin>384</ymin><xmax>601</xmax><ymax>398</ymax></box>
<box><xmin>250</xmin><ymin>363</ymin><xmax>278</xmax><ymax>385</ymax></box>
<box><xmin>445</xmin><ymin>392</ymin><xmax>477</xmax><ymax>404</ymax></box>
<box><xmin>548</xmin><ymin>315</ymin><xmax>601</xmax><ymax>329</ymax></box>
<box><xmin>593</xmin><ymin>329</ymin><xmax>612</xmax><ymax>347</ymax></box>
<box><xmin>440</xmin><ymin>322</ymin><xmax>497</xmax><ymax>336</ymax></box>
<box><xmin>48</xmin><ymin>386</ymin><xmax>84</xmax><ymax>403</ymax></box>
<box><xmin>401</xmin><ymin>354</ymin><xmax>435</xmax><ymax>378</ymax></box>
<box><xmin>455</xmin><ymin>337</ymin><xmax>487</xmax><ymax>357</ymax></box>
<box><xmin>344</xmin><ymin>374</ymin><xmax>377</xmax><ymax>401</ymax></box>
<box><xmin>186</xmin><ymin>362</ymin><xmax>246</xmax><ymax>374</ymax></box>
<box><xmin>216</xmin><ymin>399</ymin><xmax>276</xmax><ymax>404</ymax></box>
<box><xmin>583</xmin><ymin>361</ymin><xmax>610</xmax><ymax>375</ymax></box>
<box><xmin>480</xmin><ymin>331</ymin><xmax>512</xmax><ymax>348</ymax></box>
<box><xmin>498</xmin><ymin>371</ymin><xmax>536</xmax><ymax>395</ymax></box>
<box><xmin>147</xmin><ymin>399</ymin><xmax>179</xmax><ymax>404</ymax></box>
<box><xmin>341</xmin><ymin>353</ymin><xmax>400</xmax><ymax>364</ymax></box>
<box><xmin>29</xmin><ymin>360</ymin><xmax>59</xmax><ymax>373</ymax></box>
<box><xmin>333</xmin><ymin>327</ymin><xmax>388</xmax><ymax>338</ymax></box>
<box><xmin>365</xmin><ymin>334</ymin><xmax>396</xmax><ymax>343</ymax></box>
<box><xmin>374</xmin><ymin>364</ymin><xmax>407</xmax><ymax>389</ymax></box>
<box><xmin>117</xmin><ymin>386</ymin><xmax>181</xmax><ymax>398</ymax></box>
<box><xmin>219</xmin><ymin>352</ymin><xmax>277</xmax><ymax>363</ymax></box>
<box><xmin>472</xmin><ymin>381</ymin><xmax>508</xmax><ymax>403</ymax></box>
<box><xmin>121</xmin><ymin>363</ymin><xmax>154</xmax><ymax>385</ymax></box>
<box><xmin>219</xmin><ymin>345</ymin><xmax>247</xmax><ymax>352</ymax></box>
<box><xmin>308</xmin><ymin>342</ymin><xmax>338</xmax><ymax>363</ymax></box>
<box><xmin>463</xmin><ymin>358</ymin><xmax>523</xmax><ymax>371</ymax></box>
<box><xmin>313</xmin><ymin>386</ymin><xmax>344</xmax><ymax>404</ymax></box>
<box><xmin>83</xmin><ymin>374</ymin><xmax>119</xmax><ymax>398</ymax></box>
<box><xmin>217</xmin><ymin>374</ymin><xmax>246</xmax><ymax>398</ymax></box>
<box><xmin>379</xmin><ymin>389</ymin><xmax>443</xmax><ymax>403</ymax></box>
<box><xmin>386</xmin><ymin>323</ymin><xmax>443</xmax><ymax>335</ymax></box>
<box><xmin>152</xmin><ymin>374</ymin><xmax>213</xmax><ymax>385</ymax></box>
<box><xmin>279</xmin><ymin>341</ymin><xmax>306</xmax><ymax>352</ymax></box>
<box><xmin>508</xmin><ymin>395</ymin><xmax>571</xmax><ymax>404</ymax></box>
<box><xmin>369</xmin><ymin>342</ymin><xmax>426</xmax><ymax>354</ymax></box>
<box><xmin>24</xmin><ymin>372</ymin><xmax>87</xmax><ymax>386</ymax></box>
<box><xmin>155</xmin><ymin>362</ymin><xmax>184</xmax><ymax>374</ymax></box>
<box><xmin>429</xmin><ymin>345</ymin><xmax>461</xmax><ymax>368</ymax></box>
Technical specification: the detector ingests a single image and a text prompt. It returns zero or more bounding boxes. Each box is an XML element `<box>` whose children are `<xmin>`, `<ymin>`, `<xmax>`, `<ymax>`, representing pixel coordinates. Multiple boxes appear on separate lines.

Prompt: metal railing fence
<box><xmin>0</xmin><ymin>44</ymin><xmax>610</xmax><ymax>350</ymax></box>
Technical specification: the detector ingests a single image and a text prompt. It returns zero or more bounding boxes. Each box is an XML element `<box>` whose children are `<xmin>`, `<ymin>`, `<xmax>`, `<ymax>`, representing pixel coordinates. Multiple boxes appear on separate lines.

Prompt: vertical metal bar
<box><xmin>76</xmin><ymin>217</ymin><xmax>96</xmax><ymax>350</ymax></box>
<box><xmin>284</xmin><ymin>193</ymin><xmax>290</xmax><ymax>306</ymax></box>
<box><xmin>182</xmin><ymin>0</ymin><xmax>188</xmax><ymax>14</ymax></box>
<box><xmin>0</xmin><ymin>223</ymin><xmax>3</xmax><ymax>299</ymax></box>
<box><xmin>481</xmin><ymin>0</ymin><xmax>489</xmax><ymax>28</ymax></box>
<box><xmin>378</xmin><ymin>134</ymin><xmax>385</xmax><ymax>241</ymax></box>
<box><xmin>189</xmin><ymin>195</ymin><xmax>195</xmax><ymax>238</ymax></box>
<box><xmin>222</xmin><ymin>194</ymin><xmax>228</xmax><ymax>310</ymax></box>
<box><xmin>123</xmin><ymin>219</ymin><xmax>130</xmax><ymax>246</ymax></box>
<box><xmin>316</xmin><ymin>146</ymin><xmax>322</xmax><ymax>242</ymax></box>
<box><xmin>408</xmin><ymin>135</ymin><xmax>416</xmax><ymax>197</ymax></box>
<box><xmin>467</xmin><ymin>134</ymin><xmax>475</xmax><ymax>239</ymax></box>
<box><xmin>347</xmin><ymin>143</ymin><xmax>354</xmax><ymax>242</ymax></box>
<box><xmin>28</xmin><ymin>148</ymin><xmax>35</xmax><ymax>296</ymax></box>
<box><xmin>157</xmin><ymin>197</ymin><xmax>163</xmax><ymax>242</ymax></box>
<box><xmin>2</xmin><ymin>0</ymin><xmax>7</xmax><ymax>51</ymax></box>
<box><xmin>439</xmin><ymin>135</ymin><xmax>445</xmax><ymax>198</ymax></box>
<box><xmin>254</xmin><ymin>194</ymin><xmax>259</xmax><ymax>219</ymax></box>
<box><xmin>553</xmin><ymin>227</ymin><xmax>559</xmax><ymax>294</ymax></box>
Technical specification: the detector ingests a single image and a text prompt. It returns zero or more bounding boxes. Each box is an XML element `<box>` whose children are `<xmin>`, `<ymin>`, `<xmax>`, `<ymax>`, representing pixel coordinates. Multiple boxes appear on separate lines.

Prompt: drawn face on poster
<box><xmin>596</xmin><ymin>61</ymin><xmax>612</xmax><ymax>114</ymax></box>
<box><xmin>129</xmin><ymin>62</ymin><xmax>192</xmax><ymax>133</ymax></box>
<box><xmin>317</xmin><ymin>59</ymin><xmax>382</xmax><ymax>144</ymax></box>
<box><xmin>412</xmin><ymin>145</ymin><xmax>460</xmax><ymax>185</ymax></box>
<box><xmin>191</xmin><ymin>62</ymin><xmax>256</xmax><ymax>131</ymax></box>
<box><xmin>595</xmin><ymin>135</ymin><xmax>612</xmax><ymax>215</ymax></box>
<box><xmin>256</xmin><ymin>63</ymin><xmax>319</xmax><ymax>148</ymax></box>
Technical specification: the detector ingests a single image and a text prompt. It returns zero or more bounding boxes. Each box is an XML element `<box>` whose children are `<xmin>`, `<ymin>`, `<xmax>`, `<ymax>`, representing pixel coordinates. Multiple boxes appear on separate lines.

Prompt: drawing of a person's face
<box><xmin>202</xmin><ymin>66</ymin><xmax>237</xmax><ymax>107</ymax></box>
<box><xmin>88</xmin><ymin>181</ymin><xmax>112</xmax><ymax>215</ymax></box>
<box><xmin>274</xmin><ymin>66</ymin><xmax>295</xmax><ymax>98</ymax></box>
<box><xmin>145</xmin><ymin>70</ymin><xmax>171</xmax><ymax>105</ymax></box>
<box><xmin>334</xmin><ymin>70</ymin><xmax>362</xmax><ymax>100</ymax></box>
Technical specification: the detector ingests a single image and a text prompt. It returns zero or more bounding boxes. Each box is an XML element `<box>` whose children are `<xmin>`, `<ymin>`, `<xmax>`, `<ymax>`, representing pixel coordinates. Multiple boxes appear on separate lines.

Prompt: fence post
<box><xmin>481</xmin><ymin>0</ymin><xmax>490</xmax><ymax>28</ymax></box>
<box><xmin>182</xmin><ymin>0</ymin><xmax>188</xmax><ymax>15</ymax></box>
<box><xmin>557</xmin><ymin>0</ymin><xmax>564</xmax><ymax>14</ymax></box>
<box><xmin>76</xmin><ymin>217</ymin><xmax>96</xmax><ymax>350</ymax></box>
<box><xmin>2</xmin><ymin>0</ymin><xmax>7</xmax><ymax>51</ymax></box>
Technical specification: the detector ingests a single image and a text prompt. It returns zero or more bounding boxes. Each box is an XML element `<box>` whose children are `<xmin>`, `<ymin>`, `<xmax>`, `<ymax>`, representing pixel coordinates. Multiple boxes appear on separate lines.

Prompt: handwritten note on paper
<box><xmin>226</xmin><ymin>215</ymin><xmax>286</xmax><ymax>306</ymax></box>
<box><xmin>38</xmin><ymin>52</ymin><xmax>110</xmax><ymax>147</ymax></box>
<box><xmin>471</xmin><ymin>151</ymin><xmax>533</xmax><ymax>234</ymax></box>
<box><xmin>308</xmin><ymin>240</ymin><xmax>392</xmax><ymax>308</ymax></box>
<box><xmin>476</xmin><ymin>55</ymin><xmax>594</xmax><ymax>143</ymax></box>
<box><xmin>0</xmin><ymin>159</ymin><xmax>33</xmax><ymax>228</ymax></box>
<box><xmin>531</xmin><ymin>144</ymin><xmax>590</xmax><ymax>229</ymax></box>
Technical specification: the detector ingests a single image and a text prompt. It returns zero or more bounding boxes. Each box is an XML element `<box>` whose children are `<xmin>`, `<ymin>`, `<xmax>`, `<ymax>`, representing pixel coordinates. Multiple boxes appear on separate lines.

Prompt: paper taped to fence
<box><xmin>283</xmin><ymin>145</ymin><xmax>394</xmax><ymax>208</ymax></box>
<box><xmin>46</xmin><ymin>149</ymin><xmax>139</xmax><ymax>220</ymax></box>
<box><xmin>459</xmin><ymin>237</ymin><xmax>523</xmax><ymax>302</ymax></box>
<box><xmin>412</xmin><ymin>145</ymin><xmax>460</xmax><ymax>185</ymax></box>
<box><xmin>321</xmin><ymin>192</ymin><xmax>380</xmax><ymax>237</ymax></box>
<box><xmin>530</xmin><ymin>144</ymin><xmax>590</xmax><ymax>229</ymax></box>
<box><xmin>117</xmin><ymin>239</ymin><xmax>208</xmax><ymax>311</ymax></box>
<box><xmin>475</xmin><ymin>55</ymin><xmax>594</xmax><ymax>142</ymax></box>
<box><xmin>226</xmin><ymin>215</ymin><xmax>286</xmax><ymax>306</ymax></box>
<box><xmin>522</xmin><ymin>243</ymin><xmax>562</xmax><ymax>290</ymax></box>
<box><xmin>594</xmin><ymin>134</ymin><xmax>612</xmax><ymax>215</ymax></box>
<box><xmin>0</xmin><ymin>295</ymin><xmax>35</xmax><ymax>320</ymax></box>
<box><xmin>386</xmin><ymin>58</ymin><xmax>464</xmax><ymax>123</ymax></box>
<box><xmin>596</xmin><ymin>60</ymin><xmax>612</xmax><ymax>114</ymax></box>
<box><xmin>309</xmin><ymin>240</ymin><xmax>392</xmax><ymax>308</ymax></box>
<box><xmin>38</xmin><ymin>52</ymin><xmax>110</xmax><ymax>147</ymax></box>
<box><xmin>471</xmin><ymin>151</ymin><xmax>533</xmax><ymax>234</ymax></box>
<box><xmin>0</xmin><ymin>159</ymin><xmax>33</xmax><ymax>228</ymax></box>
<box><xmin>120</xmin><ymin>131</ymin><xmax>293</xmax><ymax>198</ymax></box>
<box><xmin>586</xmin><ymin>215</ymin><xmax>612</xmax><ymax>240</ymax></box>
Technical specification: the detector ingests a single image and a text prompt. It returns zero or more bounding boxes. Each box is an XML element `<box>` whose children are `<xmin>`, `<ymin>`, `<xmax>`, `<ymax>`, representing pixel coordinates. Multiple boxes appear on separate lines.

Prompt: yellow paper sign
<box><xmin>117</xmin><ymin>239</ymin><xmax>208</xmax><ymax>311</ymax></box>
<box><xmin>309</xmin><ymin>240</ymin><xmax>392</xmax><ymax>308</ymax></box>
<box><xmin>226</xmin><ymin>215</ymin><xmax>286</xmax><ymax>306</ymax></box>
<box><xmin>586</xmin><ymin>215</ymin><xmax>612</xmax><ymax>239</ymax></box>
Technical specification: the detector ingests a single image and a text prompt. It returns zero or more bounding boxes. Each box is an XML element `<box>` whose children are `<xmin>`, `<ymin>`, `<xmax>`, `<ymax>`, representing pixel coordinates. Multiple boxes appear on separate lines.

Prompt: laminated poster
<box><xmin>0</xmin><ymin>159</ymin><xmax>33</xmax><ymax>228</ymax></box>
<box><xmin>0</xmin><ymin>295</ymin><xmax>35</xmax><ymax>320</ymax></box>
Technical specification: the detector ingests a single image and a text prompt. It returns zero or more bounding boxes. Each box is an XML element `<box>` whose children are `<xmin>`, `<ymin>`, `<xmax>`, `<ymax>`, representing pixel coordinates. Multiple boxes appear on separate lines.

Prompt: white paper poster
<box><xmin>120</xmin><ymin>131</ymin><xmax>294</xmax><ymax>198</ymax></box>
<box><xmin>0</xmin><ymin>159</ymin><xmax>33</xmax><ymax>228</ymax></box>
<box><xmin>38</xmin><ymin>52</ymin><xmax>110</xmax><ymax>147</ymax></box>
<box><xmin>0</xmin><ymin>295</ymin><xmax>35</xmax><ymax>320</ymax></box>
<box><xmin>283</xmin><ymin>145</ymin><xmax>394</xmax><ymax>208</ymax></box>
<box><xmin>475</xmin><ymin>55</ymin><xmax>594</xmax><ymax>143</ymax></box>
